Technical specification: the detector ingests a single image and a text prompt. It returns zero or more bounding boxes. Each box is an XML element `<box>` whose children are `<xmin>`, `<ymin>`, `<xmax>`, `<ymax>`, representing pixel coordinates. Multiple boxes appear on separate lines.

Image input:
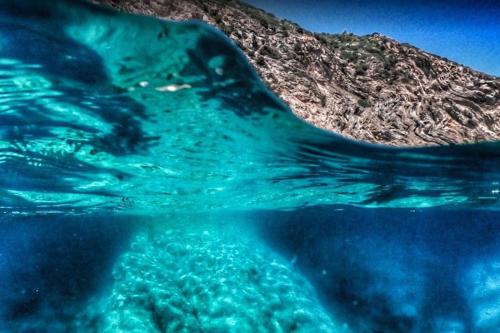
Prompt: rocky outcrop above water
<box><xmin>95</xmin><ymin>0</ymin><xmax>500</xmax><ymax>146</ymax></box>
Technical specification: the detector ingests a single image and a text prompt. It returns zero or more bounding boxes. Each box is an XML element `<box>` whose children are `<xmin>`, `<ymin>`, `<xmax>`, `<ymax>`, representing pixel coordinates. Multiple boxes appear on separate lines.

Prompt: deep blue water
<box><xmin>0</xmin><ymin>0</ymin><xmax>499</xmax><ymax>332</ymax></box>
<box><xmin>258</xmin><ymin>206</ymin><xmax>500</xmax><ymax>332</ymax></box>
<box><xmin>0</xmin><ymin>215</ymin><xmax>135</xmax><ymax>328</ymax></box>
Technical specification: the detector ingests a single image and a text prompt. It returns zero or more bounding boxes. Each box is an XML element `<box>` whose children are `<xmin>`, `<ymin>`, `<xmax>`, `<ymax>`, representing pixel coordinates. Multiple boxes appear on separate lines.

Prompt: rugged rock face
<box><xmin>95</xmin><ymin>0</ymin><xmax>500</xmax><ymax>146</ymax></box>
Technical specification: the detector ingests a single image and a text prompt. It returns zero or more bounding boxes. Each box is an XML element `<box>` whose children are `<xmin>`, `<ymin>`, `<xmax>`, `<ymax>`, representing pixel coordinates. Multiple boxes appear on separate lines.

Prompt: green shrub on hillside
<box><xmin>358</xmin><ymin>98</ymin><xmax>371</xmax><ymax>108</ymax></box>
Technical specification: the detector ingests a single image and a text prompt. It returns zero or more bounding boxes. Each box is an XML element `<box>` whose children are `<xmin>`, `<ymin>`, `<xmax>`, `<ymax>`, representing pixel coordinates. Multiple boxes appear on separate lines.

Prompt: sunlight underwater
<box><xmin>0</xmin><ymin>0</ymin><xmax>500</xmax><ymax>332</ymax></box>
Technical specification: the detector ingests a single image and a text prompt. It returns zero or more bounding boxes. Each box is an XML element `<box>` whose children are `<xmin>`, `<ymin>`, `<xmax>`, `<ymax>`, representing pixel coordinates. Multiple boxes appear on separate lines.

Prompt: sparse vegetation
<box><xmin>415</xmin><ymin>57</ymin><xmax>433</xmax><ymax>77</ymax></box>
<box><xmin>259</xmin><ymin>45</ymin><xmax>280</xmax><ymax>59</ymax></box>
<box><xmin>220</xmin><ymin>23</ymin><xmax>233</xmax><ymax>36</ymax></box>
<box><xmin>320</xmin><ymin>94</ymin><xmax>327</xmax><ymax>107</ymax></box>
<box><xmin>256</xmin><ymin>56</ymin><xmax>266</xmax><ymax>66</ymax></box>
<box><xmin>238</xmin><ymin>3</ymin><xmax>282</xmax><ymax>29</ymax></box>
<box><xmin>355</xmin><ymin>62</ymin><xmax>368</xmax><ymax>75</ymax></box>
<box><xmin>358</xmin><ymin>98</ymin><xmax>371</xmax><ymax>108</ymax></box>
<box><xmin>340</xmin><ymin>50</ymin><xmax>358</xmax><ymax>62</ymax></box>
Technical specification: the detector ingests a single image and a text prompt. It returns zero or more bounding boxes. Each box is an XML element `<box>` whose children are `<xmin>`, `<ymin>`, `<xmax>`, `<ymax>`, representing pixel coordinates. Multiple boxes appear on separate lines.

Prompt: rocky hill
<box><xmin>95</xmin><ymin>0</ymin><xmax>500</xmax><ymax>146</ymax></box>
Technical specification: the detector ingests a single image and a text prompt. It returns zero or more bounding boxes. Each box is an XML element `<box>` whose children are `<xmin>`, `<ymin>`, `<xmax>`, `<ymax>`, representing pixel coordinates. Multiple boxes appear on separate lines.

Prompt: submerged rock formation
<box><xmin>95</xmin><ymin>0</ymin><xmax>500</xmax><ymax>146</ymax></box>
<box><xmin>4</xmin><ymin>227</ymin><xmax>346</xmax><ymax>332</ymax></box>
<box><xmin>78</xmin><ymin>229</ymin><xmax>347</xmax><ymax>333</ymax></box>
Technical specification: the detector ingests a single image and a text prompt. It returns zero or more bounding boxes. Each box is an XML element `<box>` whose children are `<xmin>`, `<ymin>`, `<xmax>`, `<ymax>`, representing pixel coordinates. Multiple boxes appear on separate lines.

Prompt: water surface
<box><xmin>1</xmin><ymin>1</ymin><xmax>499</xmax><ymax>332</ymax></box>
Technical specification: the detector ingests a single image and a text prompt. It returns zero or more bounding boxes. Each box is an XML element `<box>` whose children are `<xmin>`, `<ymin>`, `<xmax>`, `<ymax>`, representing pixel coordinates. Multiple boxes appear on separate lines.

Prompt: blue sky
<box><xmin>245</xmin><ymin>0</ymin><xmax>500</xmax><ymax>76</ymax></box>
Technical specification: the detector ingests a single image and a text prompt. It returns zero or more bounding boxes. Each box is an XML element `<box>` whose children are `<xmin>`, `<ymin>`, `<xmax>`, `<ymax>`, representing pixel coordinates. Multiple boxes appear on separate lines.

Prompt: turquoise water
<box><xmin>1</xmin><ymin>1</ymin><xmax>499</xmax><ymax>332</ymax></box>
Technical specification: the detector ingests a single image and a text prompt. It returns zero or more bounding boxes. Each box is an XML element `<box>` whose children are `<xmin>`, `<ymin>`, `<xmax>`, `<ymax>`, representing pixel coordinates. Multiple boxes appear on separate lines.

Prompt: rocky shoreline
<box><xmin>95</xmin><ymin>0</ymin><xmax>500</xmax><ymax>146</ymax></box>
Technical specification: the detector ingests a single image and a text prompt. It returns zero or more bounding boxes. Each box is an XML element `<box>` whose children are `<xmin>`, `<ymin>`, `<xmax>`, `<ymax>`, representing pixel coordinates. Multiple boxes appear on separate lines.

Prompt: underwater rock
<box><xmin>465</xmin><ymin>259</ymin><xmax>500</xmax><ymax>332</ymax></box>
<box><xmin>80</xmin><ymin>229</ymin><xmax>346</xmax><ymax>333</ymax></box>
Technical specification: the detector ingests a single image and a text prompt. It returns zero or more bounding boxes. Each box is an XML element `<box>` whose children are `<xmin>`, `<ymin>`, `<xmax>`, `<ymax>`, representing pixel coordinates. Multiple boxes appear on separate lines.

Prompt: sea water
<box><xmin>0</xmin><ymin>1</ymin><xmax>499</xmax><ymax>332</ymax></box>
